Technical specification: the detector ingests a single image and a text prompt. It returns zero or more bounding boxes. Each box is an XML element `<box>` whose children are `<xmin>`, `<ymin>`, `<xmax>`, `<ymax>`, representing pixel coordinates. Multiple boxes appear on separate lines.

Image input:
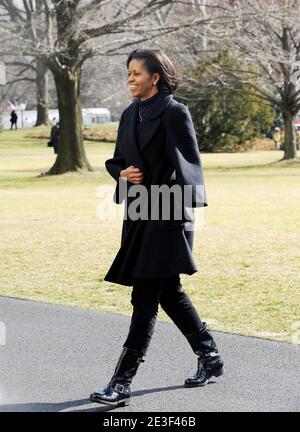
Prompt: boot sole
<box><xmin>184</xmin><ymin>367</ymin><xmax>224</xmax><ymax>388</ymax></box>
<box><xmin>89</xmin><ymin>395</ymin><xmax>131</xmax><ymax>407</ymax></box>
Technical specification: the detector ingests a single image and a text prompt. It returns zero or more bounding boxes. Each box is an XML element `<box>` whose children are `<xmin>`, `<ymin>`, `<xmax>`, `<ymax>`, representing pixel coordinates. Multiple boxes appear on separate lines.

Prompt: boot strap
<box><xmin>114</xmin><ymin>383</ymin><xmax>126</xmax><ymax>393</ymax></box>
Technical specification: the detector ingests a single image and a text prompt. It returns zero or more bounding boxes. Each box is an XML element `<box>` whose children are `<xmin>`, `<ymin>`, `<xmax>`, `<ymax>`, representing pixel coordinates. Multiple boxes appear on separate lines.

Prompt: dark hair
<box><xmin>126</xmin><ymin>49</ymin><xmax>180</xmax><ymax>94</ymax></box>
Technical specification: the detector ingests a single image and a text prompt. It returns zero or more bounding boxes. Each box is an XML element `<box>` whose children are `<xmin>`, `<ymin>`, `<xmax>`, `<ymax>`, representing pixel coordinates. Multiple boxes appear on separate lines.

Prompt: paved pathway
<box><xmin>0</xmin><ymin>296</ymin><xmax>299</xmax><ymax>412</ymax></box>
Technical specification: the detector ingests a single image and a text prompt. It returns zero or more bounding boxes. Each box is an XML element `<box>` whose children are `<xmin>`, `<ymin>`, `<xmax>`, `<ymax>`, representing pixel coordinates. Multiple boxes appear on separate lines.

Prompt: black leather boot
<box><xmin>89</xmin><ymin>347</ymin><xmax>145</xmax><ymax>407</ymax></box>
<box><xmin>184</xmin><ymin>322</ymin><xmax>224</xmax><ymax>387</ymax></box>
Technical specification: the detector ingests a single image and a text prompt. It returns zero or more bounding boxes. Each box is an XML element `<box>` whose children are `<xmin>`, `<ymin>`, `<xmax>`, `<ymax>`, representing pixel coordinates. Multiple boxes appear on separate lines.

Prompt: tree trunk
<box><xmin>45</xmin><ymin>66</ymin><xmax>93</xmax><ymax>175</ymax></box>
<box><xmin>35</xmin><ymin>59</ymin><xmax>50</xmax><ymax>126</ymax></box>
<box><xmin>282</xmin><ymin>110</ymin><xmax>297</xmax><ymax>160</ymax></box>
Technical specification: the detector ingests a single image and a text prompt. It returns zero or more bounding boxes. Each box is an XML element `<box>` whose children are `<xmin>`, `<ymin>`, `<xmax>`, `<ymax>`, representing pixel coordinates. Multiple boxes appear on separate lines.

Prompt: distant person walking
<box><xmin>10</xmin><ymin>110</ymin><xmax>18</xmax><ymax>130</ymax></box>
<box><xmin>273</xmin><ymin>127</ymin><xmax>281</xmax><ymax>150</ymax></box>
<box><xmin>50</xmin><ymin>122</ymin><xmax>59</xmax><ymax>154</ymax></box>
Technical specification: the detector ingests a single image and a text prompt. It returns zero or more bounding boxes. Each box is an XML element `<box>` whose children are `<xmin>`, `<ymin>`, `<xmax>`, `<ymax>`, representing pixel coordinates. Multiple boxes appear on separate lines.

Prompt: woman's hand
<box><xmin>120</xmin><ymin>165</ymin><xmax>144</xmax><ymax>184</ymax></box>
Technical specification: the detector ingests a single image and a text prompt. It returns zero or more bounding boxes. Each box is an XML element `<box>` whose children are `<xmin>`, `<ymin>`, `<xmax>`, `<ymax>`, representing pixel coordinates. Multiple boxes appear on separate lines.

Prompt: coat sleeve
<box><xmin>165</xmin><ymin>104</ymin><xmax>208</xmax><ymax>208</ymax></box>
<box><xmin>105</xmin><ymin>111</ymin><xmax>127</xmax><ymax>204</ymax></box>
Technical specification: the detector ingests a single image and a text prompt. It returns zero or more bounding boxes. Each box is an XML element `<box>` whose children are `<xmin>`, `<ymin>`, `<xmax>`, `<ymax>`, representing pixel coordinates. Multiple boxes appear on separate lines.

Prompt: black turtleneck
<box><xmin>137</xmin><ymin>90</ymin><xmax>161</xmax><ymax>122</ymax></box>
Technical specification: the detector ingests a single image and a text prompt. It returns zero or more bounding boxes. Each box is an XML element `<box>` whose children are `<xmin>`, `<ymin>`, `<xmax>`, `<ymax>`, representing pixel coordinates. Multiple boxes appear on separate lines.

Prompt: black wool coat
<box><xmin>103</xmin><ymin>90</ymin><xmax>208</xmax><ymax>287</ymax></box>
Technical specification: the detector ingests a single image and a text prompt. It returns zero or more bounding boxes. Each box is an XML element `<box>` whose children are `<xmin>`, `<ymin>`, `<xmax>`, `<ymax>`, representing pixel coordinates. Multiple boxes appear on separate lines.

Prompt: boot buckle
<box><xmin>114</xmin><ymin>383</ymin><xmax>125</xmax><ymax>393</ymax></box>
<box><xmin>137</xmin><ymin>357</ymin><xmax>144</xmax><ymax>364</ymax></box>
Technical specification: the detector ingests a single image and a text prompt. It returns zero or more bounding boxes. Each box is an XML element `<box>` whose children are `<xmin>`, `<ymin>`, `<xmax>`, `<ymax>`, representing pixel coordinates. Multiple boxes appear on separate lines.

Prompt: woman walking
<box><xmin>90</xmin><ymin>49</ymin><xmax>224</xmax><ymax>407</ymax></box>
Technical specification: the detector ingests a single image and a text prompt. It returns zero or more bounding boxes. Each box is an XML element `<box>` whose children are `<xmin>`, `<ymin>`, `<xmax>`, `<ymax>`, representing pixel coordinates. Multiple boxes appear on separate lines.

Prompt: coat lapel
<box><xmin>137</xmin><ymin>91</ymin><xmax>173</xmax><ymax>153</ymax></box>
<box><xmin>121</xmin><ymin>92</ymin><xmax>174</xmax><ymax>173</ymax></box>
<box><xmin>121</xmin><ymin>102</ymin><xmax>146</xmax><ymax>173</ymax></box>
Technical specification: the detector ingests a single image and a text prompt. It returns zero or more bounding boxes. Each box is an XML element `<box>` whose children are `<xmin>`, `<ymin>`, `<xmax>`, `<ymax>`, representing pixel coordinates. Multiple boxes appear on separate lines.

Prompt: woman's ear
<box><xmin>154</xmin><ymin>73</ymin><xmax>160</xmax><ymax>84</ymax></box>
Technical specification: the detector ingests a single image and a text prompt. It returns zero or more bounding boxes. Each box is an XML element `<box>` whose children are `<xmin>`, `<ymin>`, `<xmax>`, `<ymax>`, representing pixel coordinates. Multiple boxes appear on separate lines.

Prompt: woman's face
<box><xmin>128</xmin><ymin>58</ymin><xmax>160</xmax><ymax>100</ymax></box>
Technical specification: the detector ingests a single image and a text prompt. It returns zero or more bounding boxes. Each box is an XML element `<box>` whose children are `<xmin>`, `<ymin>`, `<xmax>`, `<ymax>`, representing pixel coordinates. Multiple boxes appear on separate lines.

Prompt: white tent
<box><xmin>1</xmin><ymin>107</ymin><xmax>111</xmax><ymax>129</ymax></box>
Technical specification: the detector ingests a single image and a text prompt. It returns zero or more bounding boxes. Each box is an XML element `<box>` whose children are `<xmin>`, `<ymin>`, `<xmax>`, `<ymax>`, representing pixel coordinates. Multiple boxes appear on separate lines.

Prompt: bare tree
<box><xmin>163</xmin><ymin>0</ymin><xmax>300</xmax><ymax>160</ymax></box>
<box><xmin>4</xmin><ymin>58</ymin><xmax>50</xmax><ymax>125</ymax></box>
<box><xmin>0</xmin><ymin>0</ymin><xmax>51</xmax><ymax>125</ymax></box>
<box><xmin>214</xmin><ymin>0</ymin><xmax>300</xmax><ymax>160</ymax></box>
<box><xmin>0</xmin><ymin>1</ymin><xmax>175</xmax><ymax>173</ymax></box>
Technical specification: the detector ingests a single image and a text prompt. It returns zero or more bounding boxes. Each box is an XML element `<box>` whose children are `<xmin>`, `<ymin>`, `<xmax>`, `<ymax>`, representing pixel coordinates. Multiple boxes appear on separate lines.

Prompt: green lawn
<box><xmin>0</xmin><ymin>128</ymin><xmax>299</xmax><ymax>344</ymax></box>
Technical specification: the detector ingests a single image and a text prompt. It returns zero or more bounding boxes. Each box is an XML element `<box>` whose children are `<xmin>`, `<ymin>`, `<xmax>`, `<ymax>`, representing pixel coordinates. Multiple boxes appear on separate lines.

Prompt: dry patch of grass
<box><xmin>24</xmin><ymin>123</ymin><xmax>118</xmax><ymax>142</ymax></box>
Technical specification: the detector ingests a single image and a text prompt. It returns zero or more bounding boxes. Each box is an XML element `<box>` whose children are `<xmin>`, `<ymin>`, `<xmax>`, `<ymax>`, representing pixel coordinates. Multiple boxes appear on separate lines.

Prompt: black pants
<box><xmin>123</xmin><ymin>274</ymin><xmax>208</xmax><ymax>356</ymax></box>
